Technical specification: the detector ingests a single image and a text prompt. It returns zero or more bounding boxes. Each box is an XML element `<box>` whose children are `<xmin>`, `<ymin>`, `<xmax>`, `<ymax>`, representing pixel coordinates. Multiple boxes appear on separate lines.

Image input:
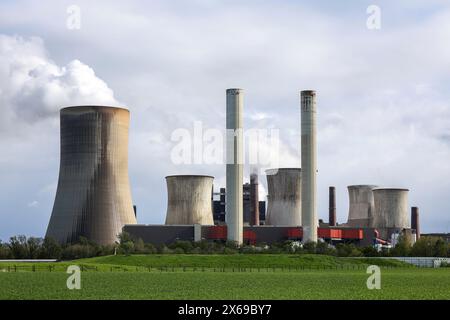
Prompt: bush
<box><xmin>336</xmin><ymin>243</ymin><xmax>362</xmax><ymax>257</ymax></box>
<box><xmin>411</xmin><ymin>236</ymin><xmax>448</xmax><ymax>257</ymax></box>
<box><xmin>361</xmin><ymin>246</ymin><xmax>379</xmax><ymax>257</ymax></box>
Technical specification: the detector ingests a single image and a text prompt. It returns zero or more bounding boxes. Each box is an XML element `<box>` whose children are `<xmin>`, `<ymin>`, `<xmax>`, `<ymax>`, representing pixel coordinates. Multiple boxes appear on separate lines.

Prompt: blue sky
<box><xmin>1</xmin><ymin>0</ymin><xmax>450</xmax><ymax>240</ymax></box>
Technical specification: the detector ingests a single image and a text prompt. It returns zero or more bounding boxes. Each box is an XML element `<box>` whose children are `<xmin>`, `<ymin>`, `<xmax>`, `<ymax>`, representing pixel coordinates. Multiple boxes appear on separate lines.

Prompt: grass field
<box><xmin>0</xmin><ymin>255</ymin><xmax>448</xmax><ymax>300</ymax></box>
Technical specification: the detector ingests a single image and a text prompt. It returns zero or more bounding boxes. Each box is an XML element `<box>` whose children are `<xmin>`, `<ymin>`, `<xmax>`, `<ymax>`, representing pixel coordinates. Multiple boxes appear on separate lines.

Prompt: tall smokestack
<box><xmin>301</xmin><ymin>90</ymin><xmax>318</xmax><ymax>242</ymax></box>
<box><xmin>329</xmin><ymin>186</ymin><xmax>336</xmax><ymax>226</ymax></box>
<box><xmin>250</xmin><ymin>172</ymin><xmax>260</xmax><ymax>226</ymax></box>
<box><xmin>411</xmin><ymin>207</ymin><xmax>420</xmax><ymax>240</ymax></box>
<box><xmin>226</xmin><ymin>88</ymin><xmax>243</xmax><ymax>244</ymax></box>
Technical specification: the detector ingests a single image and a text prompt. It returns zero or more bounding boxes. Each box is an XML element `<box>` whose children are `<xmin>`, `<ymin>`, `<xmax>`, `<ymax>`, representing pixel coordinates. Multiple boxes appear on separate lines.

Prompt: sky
<box><xmin>1</xmin><ymin>0</ymin><xmax>450</xmax><ymax>241</ymax></box>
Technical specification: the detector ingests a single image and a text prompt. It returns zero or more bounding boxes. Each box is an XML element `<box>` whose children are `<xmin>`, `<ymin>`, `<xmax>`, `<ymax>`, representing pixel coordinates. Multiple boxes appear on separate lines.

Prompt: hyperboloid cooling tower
<box><xmin>165</xmin><ymin>175</ymin><xmax>214</xmax><ymax>225</ymax></box>
<box><xmin>372</xmin><ymin>188</ymin><xmax>410</xmax><ymax>237</ymax></box>
<box><xmin>266</xmin><ymin>168</ymin><xmax>302</xmax><ymax>226</ymax></box>
<box><xmin>347</xmin><ymin>185</ymin><xmax>378</xmax><ymax>227</ymax></box>
<box><xmin>46</xmin><ymin>106</ymin><xmax>137</xmax><ymax>245</ymax></box>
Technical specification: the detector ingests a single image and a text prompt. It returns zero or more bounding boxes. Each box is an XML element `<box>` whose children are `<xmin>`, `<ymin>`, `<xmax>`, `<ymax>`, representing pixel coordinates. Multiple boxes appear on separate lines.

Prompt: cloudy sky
<box><xmin>1</xmin><ymin>0</ymin><xmax>450</xmax><ymax>240</ymax></box>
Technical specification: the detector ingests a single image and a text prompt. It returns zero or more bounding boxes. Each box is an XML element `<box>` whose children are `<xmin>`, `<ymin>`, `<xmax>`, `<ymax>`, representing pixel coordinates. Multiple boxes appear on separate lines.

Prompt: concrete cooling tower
<box><xmin>265</xmin><ymin>168</ymin><xmax>302</xmax><ymax>226</ymax></box>
<box><xmin>347</xmin><ymin>185</ymin><xmax>378</xmax><ymax>227</ymax></box>
<box><xmin>165</xmin><ymin>175</ymin><xmax>214</xmax><ymax>225</ymax></box>
<box><xmin>372</xmin><ymin>188</ymin><xmax>410</xmax><ymax>236</ymax></box>
<box><xmin>46</xmin><ymin>106</ymin><xmax>137</xmax><ymax>245</ymax></box>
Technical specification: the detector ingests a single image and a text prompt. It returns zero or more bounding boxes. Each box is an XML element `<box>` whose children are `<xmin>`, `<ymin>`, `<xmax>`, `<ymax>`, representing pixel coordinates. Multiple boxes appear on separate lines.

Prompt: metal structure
<box><xmin>347</xmin><ymin>185</ymin><xmax>378</xmax><ymax>227</ymax></box>
<box><xmin>250</xmin><ymin>173</ymin><xmax>260</xmax><ymax>226</ymax></box>
<box><xmin>226</xmin><ymin>88</ymin><xmax>244</xmax><ymax>244</ymax></box>
<box><xmin>301</xmin><ymin>90</ymin><xmax>318</xmax><ymax>242</ymax></box>
<box><xmin>329</xmin><ymin>186</ymin><xmax>336</xmax><ymax>226</ymax></box>
<box><xmin>46</xmin><ymin>106</ymin><xmax>137</xmax><ymax>245</ymax></box>
<box><xmin>372</xmin><ymin>188</ymin><xmax>410</xmax><ymax>238</ymax></box>
<box><xmin>165</xmin><ymin>175</ymin><xmax>214</xmax><ymax>225</ymax></box>
<box><xmin>265</xmin><ymin>168</ymin><xmax>302</xmax><ymax>226</ymax></box>
<box><xmin>411</xmin><ymin>206</ymin><xmax>420</xmax><ymax>240</ymax></box>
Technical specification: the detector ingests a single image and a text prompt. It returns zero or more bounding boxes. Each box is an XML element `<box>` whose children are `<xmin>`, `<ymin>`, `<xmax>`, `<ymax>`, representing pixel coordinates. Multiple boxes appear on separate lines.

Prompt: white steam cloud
<box><xmin>0</xmin><ymin>35</ymin><xmax>117</xmax><ymax>125</ymax></box>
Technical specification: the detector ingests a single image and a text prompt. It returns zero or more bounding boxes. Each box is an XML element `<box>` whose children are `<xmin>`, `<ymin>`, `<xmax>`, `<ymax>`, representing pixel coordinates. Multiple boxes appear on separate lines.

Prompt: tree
<box><xmin>41</xmin><ymin>237</ymin><xmax>62</xmax><ymax>259</ymax></box>
<box><xmin>391</xmin><ymin>234</ymin><xmax>411</xmax><ymax>257</ymax></box>
<box><xmin>411</xmin><ymin>236</ymin><xmax>443</xmax><ymax>257</ymax></box>
<box><xmin>8</xmin><ymin>235</ymin><xmax>29</xmax><ymax>259</ymax></box>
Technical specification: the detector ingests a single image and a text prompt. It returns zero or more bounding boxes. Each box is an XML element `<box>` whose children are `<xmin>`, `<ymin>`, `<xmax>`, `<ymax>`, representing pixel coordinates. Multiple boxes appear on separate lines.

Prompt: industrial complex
<box><xmin>46</xmin><ymin>90</ymin><xmax>421</xmax><ymax>248</ymax></box>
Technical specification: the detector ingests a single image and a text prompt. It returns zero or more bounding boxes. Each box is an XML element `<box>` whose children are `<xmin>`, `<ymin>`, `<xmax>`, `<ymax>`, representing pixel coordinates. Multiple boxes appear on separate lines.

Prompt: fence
<box><xmin>0</xmin><ymin>263</ymin><xmax>411</xmax><ymax>273</ymax></box>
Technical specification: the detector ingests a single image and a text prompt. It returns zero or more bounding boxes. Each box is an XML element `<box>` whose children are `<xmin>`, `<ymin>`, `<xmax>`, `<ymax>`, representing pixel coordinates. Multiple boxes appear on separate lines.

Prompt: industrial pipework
<box><xmin>301</xmin><ymin>90</ymin><xmax>318</xmax><ymax>242</ymax></box>
<box><xmin>46</xmin><ymin>106</ymin><xmax>137</xmax><ymax>245</ymax></box>
<box><xmin>226</xmin><ymin>88</ymin><xmax>244</xmax><ymax>244</ymax></box>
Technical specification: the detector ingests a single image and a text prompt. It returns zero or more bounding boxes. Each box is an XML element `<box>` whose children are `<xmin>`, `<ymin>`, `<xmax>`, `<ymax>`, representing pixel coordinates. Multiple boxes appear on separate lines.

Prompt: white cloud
<box><xmin>0</xmin><ymin>35</ymin><xmax>117</xmax><ymax>126</ymax></box>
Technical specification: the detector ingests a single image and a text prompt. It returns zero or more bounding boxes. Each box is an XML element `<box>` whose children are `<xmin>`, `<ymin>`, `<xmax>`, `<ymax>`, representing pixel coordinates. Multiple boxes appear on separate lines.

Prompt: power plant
<box><xmin>165</xmin><ymin>175</ymin><xmax>214</xmax><ymax>225</ymax></box>
<box><xmin>45</xmin><ymin>90</ymin><xmax>422</xmax><ymax>248</ymax></box>
<box><xmin>46</xmin><ymin>106</ymin><xmax>137</xmax><ymax>245</ymax></box>
<box><xmin>265</xmin><ymin>168</ymin><xmax>302</xmax><ymax>226</ymax></box>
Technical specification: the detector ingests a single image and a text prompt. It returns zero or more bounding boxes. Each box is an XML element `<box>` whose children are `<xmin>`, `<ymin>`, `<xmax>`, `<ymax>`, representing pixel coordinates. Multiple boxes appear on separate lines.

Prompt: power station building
<box><xmin>46</xmin><ymin>106</ymin><xmax>137</xmax><ymax>245</ymax></box>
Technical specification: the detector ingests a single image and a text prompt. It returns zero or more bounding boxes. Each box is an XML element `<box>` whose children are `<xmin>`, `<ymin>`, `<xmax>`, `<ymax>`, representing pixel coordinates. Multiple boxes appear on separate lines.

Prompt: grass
<box><xmin>75</xmin><ymin>254</ymin><xmax>412</xmax><ymax>268</ymax></box>
<box><xmin>0</xmin><ymin>269</ymin><xmax>449</xmax><ymax>300</ymax></box>
<box><xmin>0</xmin><ymin>254</ymin><xmax>447</xmax><ymax>300</ymax></box>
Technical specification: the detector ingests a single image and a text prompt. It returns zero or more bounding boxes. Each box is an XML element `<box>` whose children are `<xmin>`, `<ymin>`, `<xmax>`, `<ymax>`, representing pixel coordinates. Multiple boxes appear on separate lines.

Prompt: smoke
<box><xmin>0</xmin><ymin>34</ymin><xmax>118</xmax><ymax>127</ymax></box>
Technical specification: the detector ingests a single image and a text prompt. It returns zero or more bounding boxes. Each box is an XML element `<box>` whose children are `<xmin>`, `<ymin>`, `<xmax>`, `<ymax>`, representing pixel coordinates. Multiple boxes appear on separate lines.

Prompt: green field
<box><xmin>0</xmin><ymin>255</ymin><xmax>448</xmax><ymax>300</ymax></box>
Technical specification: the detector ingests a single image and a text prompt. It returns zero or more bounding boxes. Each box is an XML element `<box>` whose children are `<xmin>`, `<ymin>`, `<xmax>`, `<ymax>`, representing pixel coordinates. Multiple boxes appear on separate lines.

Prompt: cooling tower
<box><xmin>301</xmin><ymin>90</ymin><xmax>317</xmax><ymax>242</ymax></box>
<box><xmin>265</xmin><ymin>168</ymin><xmax>302</xmax><ymax>226</ymax></box>
<box><xmin>347</xmin><ymin>185</ymin><xmax>378</xmax><ymax>227</ymax></box>
<box><xmin>46</xmin><ymin>106</ymin><xmax>137</xmax><ymax>245</ymax></box>
<box><xmin>372</xmin><ymin>188</ymin><xmax>410</xmax><ymax>238</ymax></box>
<box><xmin>165</xmin><ymin>175</ymin><xmax>214</xmax><ymax>225</ymax></box>
<box><xmin>226</xmin><ymin>88</ymin><xmax>244</xmax><ymax>244</ymax></box>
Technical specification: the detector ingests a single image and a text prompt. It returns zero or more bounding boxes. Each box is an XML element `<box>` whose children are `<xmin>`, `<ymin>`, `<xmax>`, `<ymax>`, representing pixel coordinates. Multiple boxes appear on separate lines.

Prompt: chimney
<box><xmin>329</xmin><ymin>186</ymin><xmax>336</xmax><ymax>226</ymax></box>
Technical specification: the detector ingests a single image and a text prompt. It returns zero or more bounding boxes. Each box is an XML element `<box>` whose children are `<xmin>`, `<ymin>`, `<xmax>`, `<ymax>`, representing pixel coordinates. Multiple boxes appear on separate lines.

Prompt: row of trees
<box><xmin>0</xmin><ymin>236</ymin><xmax>115</xmax><ymax>260</ymax></box>
<box><xmin>1</xmin><ymin>234</ymin><xmax>448</xmax><ymax>259</ymax></box>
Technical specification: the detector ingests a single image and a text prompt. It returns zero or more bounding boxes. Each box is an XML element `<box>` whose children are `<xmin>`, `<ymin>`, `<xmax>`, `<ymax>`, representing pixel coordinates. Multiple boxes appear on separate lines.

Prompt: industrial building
<box><xmin>46</xmin><ymin>106</ymin><xmax>137</xmax><ymax>245</ymax></box>
<box><xmin>212</xmin><ymin>186</ymin><xmax>266</xmax><ymax>225</ymax></box>
<box><xmin>46</xmin><ymin>90</ymin><xmax>421</xmax><ymax>248</ymax></box>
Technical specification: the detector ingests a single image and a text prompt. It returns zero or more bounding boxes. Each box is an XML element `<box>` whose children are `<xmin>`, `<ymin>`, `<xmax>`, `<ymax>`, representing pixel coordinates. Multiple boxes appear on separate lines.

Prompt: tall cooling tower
<box><xmin>265</xmin><ymin>168</ymin><xmax>302</xmax><ymax>226</ymax></box>
<box><xmin>46</xmin><ymin>106</ymin><xmax>137</xmax><ymax>245</ymax></box>
<box><xmin>165</xmin><ymin>175</ymin><xmax>214</xmax><ymax>225</ymax></box>
<box><xmin>347</xmin><ymin>185</ymin><xmax>378</xmax><ymax>227</ymax></box>
<box><xmin>372</xmin><ymin>188</ymin><xmax>410</xmax><ymax>237</ymax></box>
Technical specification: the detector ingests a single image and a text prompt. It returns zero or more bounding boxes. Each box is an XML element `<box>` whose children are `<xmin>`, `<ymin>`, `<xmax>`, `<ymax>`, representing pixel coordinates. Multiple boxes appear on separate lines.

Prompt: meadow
<box><xmin>0</xmin><ymin>254</ymin><xmax>448</xmax><ymax>300</ymax></box>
